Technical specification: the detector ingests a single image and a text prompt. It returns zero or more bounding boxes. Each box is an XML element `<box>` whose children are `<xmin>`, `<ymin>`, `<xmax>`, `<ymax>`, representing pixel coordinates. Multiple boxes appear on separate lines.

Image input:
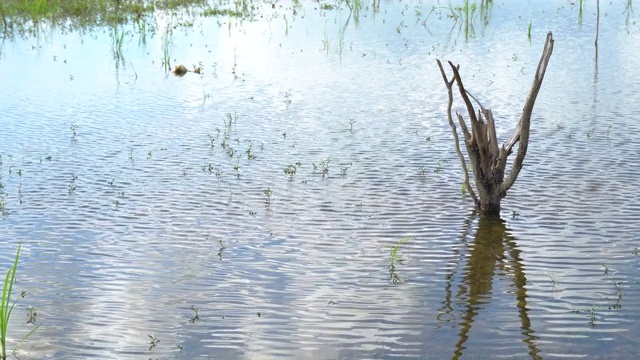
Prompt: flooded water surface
<box><xmin>1</xmin><ymin>0</ymin><xmax>640</xmax><ymax>359</ymax></box>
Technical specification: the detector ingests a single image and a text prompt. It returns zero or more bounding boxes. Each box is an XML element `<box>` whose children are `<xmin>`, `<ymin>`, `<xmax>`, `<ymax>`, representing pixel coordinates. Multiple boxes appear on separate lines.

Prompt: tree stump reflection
<box><xmin>439</xmin><ymin>213</ymin><xmax>541</xmax><ymax>360</ymax></box>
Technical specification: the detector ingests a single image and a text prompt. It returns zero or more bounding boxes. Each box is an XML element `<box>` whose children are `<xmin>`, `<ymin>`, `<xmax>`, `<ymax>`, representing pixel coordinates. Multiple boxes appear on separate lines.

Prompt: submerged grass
<box><xmin>1</xmin><ymin>244</ymin><xmax>20</xmax><ymax>360</ymax></box>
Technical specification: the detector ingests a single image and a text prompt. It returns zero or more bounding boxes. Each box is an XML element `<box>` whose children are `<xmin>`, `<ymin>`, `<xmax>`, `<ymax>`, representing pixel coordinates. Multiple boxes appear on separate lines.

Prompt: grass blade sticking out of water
<box><xmin>1</xmin><ymin>243</ymin><xmax>20</xmax><ymax>360</ymax></box>
<box><xmin>12</xmin><ymin>321</ymin><xmax>40</xmax><ymax>358</ymax></box>
<box><xmin>388</xmin><ymin>237</ymin><xmax>411</xmax><ymax>284</ymax></box>
<box><xmin>479</xmin><ymin>0</ymin><xmax>492</xmax><ymax>25</ymax></box>
<box><xmin>111</xmin><ymin>27</ymin><xmax>126</xmax><ymax>64</ymax></box>
<box><xmin>161</xmin><ymin>26</ymin><xmax>173</xmax><ymax>72</ymax></box>
<box><xmin>578</xmin><ymin>0</ymin><xmax>584</xmax><ymax>26</ymax></box>
<box><xmin>389</xmin><ymin>237</ymin><xmax>411</xmax><ymax>267</ymax></box>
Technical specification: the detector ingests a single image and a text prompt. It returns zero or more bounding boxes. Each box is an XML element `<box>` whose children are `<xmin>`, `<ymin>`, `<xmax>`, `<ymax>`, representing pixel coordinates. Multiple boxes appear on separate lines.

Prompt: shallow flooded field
<box><xmin>1</xmin><ymin>0</ymin><xmax>640</xmax><ymax>358</ymax></box>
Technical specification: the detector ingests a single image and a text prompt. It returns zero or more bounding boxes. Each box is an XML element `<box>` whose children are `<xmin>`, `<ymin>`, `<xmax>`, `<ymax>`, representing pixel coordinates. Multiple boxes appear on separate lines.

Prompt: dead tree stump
<box><xmin>437</xmin><ymin>32</ymin><xmax>554</xmax><ymax>218</ymax></box>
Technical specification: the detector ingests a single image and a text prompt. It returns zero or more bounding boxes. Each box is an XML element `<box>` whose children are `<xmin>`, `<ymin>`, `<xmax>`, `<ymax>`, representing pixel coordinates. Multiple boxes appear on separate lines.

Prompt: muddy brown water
<box><xmin>1</xmin><ymin>1</ymin><xmax>640</xmax><ymax>359</ymax></box>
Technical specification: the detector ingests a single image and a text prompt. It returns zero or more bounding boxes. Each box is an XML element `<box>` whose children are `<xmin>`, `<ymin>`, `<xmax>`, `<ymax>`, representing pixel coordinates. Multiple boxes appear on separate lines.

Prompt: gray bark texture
<box><xmin>437</xmin><ymin>32</ymin><xmax>554</xmax><ymax>218</ymax></box>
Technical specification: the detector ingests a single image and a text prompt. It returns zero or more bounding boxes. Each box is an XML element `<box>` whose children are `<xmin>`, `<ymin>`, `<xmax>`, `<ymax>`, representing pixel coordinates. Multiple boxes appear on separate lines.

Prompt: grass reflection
<box><xmin>440</xmin><ymin>212</ymin><xmax>540</xmax><ymax>360</ymax></box>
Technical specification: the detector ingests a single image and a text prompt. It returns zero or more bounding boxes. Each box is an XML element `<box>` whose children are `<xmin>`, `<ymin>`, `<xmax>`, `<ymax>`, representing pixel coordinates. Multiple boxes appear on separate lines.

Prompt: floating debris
<box><xmin>171</xmin><ymin>64</ymin><xmax>202</xmax><ymax>76</ymax></box>
<box><xmin>172</xmin><ymin>64</ymin><xmax>188</xmax><ymax>76</ymax></box>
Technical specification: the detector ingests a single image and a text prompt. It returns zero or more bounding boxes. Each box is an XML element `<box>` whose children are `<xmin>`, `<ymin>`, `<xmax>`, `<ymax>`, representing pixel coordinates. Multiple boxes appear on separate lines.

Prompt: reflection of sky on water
<box><xmin>1</xmin><ymin>0</ymin><xmax>640</xmax><ymax>358</ymax></box>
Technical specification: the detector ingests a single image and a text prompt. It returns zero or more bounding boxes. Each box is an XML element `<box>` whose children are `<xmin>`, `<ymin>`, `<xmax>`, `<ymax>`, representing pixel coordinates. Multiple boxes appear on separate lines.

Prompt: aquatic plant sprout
<box><xmin>388</xmin><ymin>237</ymin><xmax>411</xmax><ymax>268</ymax></box>
<box><xmin>0</xmin><ymin>244</ymin><xmax>20</xmax><ymax>360</ymax></box>
<box><xmin>388</xmin><ymin>237</ymin><xmax>411</xmax><ymax>284</ymax></box>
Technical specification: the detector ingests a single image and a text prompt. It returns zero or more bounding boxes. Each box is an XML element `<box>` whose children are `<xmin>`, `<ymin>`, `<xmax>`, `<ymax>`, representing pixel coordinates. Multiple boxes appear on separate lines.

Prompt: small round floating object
<box><xmin>194</xmin><ymin>67</ymin><xmax>202</xmax><ymax>74</ymax></box>
<box><xmin>172</xmin><ymin>64</ymin><xmax>188</xmax><ymax>76</ymax></box>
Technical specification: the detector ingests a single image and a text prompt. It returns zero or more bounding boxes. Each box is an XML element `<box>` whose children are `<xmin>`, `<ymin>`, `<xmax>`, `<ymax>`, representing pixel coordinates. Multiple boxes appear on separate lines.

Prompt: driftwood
<box><xmin>437</xmin><ymin>32</ymin><xmax>554</xmax><ymax>218</ymax></box>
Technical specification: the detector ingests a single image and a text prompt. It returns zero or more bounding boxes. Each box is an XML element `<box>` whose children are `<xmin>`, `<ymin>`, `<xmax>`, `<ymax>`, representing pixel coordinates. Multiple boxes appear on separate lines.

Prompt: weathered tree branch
<box><xmin>485</xmin><ymin>109</ymin><xmax>500</xmax><ymax>167</ymax></box>
<box><xmin>436</xmin><ymin>59</ymin><xmax>478</xmax><ymax>205</ymax></box>
<box><xmin>449</xmin><ymin>62</ymin><xmax>490</xmax><ymax>175</ymax></box>
<box><xmin>436</xmin><ymin>32</ymin><xmax>554</xmax><ymax>218</ymax></box>
<box><xmin>500</xmin><ymin>31</ymin><xmax>554</xmax><ymax>193</ymax></box>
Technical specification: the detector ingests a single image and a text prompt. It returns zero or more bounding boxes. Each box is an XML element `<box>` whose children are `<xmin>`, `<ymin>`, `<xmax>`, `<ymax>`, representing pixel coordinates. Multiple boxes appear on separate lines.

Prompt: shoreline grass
<box><xmin>0</xmin><ymin>0</ymin><xmax>246</xmax><ymax>38</ymax></box>
<box><xmin>1</xmin><ymin>244</ymin><xmax>20</xmax><ymax>360</ymax></box>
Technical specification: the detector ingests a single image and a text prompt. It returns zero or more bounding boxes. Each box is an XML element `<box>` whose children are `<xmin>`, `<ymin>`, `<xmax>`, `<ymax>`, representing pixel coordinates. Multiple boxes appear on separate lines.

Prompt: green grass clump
<box><xmin>0</xmin><ymin>0</ymin><xmax>208</xmax><ymax>38</ymax></box>
<box><xmin>388</xmin><ymin>237</ymin><xmax>410</xmax><ymax>267</ymax></box>
<box><xmin>388</xmin><ymin>237</ymin><xmax>411</xmax><ymax>284</ymax></box>
<box><xmin>201</xmin><ymin>6</ymin><xmax>243</xmax><ymax>17</ymax></box>
<box><xmin>1</xmin><ymin>244</ymin><xmax>20</xmax><ymax>360</ymax></box>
